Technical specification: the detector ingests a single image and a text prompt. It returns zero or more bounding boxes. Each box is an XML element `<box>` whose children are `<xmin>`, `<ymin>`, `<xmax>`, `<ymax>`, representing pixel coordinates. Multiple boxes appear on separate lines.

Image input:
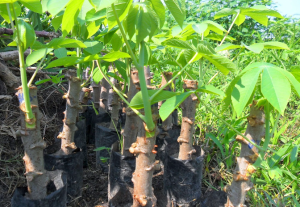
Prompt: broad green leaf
<box><xmin>51</xmin><ymin>14</ymin><xmax>63</xmax><ymax>31</ymax></box>
<box><xmin>197</xmin><ymin>41</ymin><xmax>216</xmax><ymax>55</ymax></box>
<box><xmin>83</xmin><ymin>41</ymin><xmax>103</xmax><ymax>55</ymax></box>
<box><xmin>276</xmin><ymin>68</ymin><xmax>300</xmax><ymax>98</ymax></box>
<box><xmin>54</xmin><ymin>48</ymin><xmax>68</xmax><ymax>58</ymax></box>
<box><xmin>222</xmin><ymin>64</ymin><xmax>256</xmax><ymax>111</ymax></box>
<box><xmin>202</xmin><ymin>20</ymin><xmax>226</xmax><ymax>35</ymax></box>
<box><xmin>244</xmin><ymin>43</ymin><xmax>264</xmax><ymax>54</ymax></box>
<box><xmin>111</xmin><ymin>31</ymin><xmax>123</xmax><ymax>51</ymax></box>
<box><xmin>115</xmin><ymin>60</ymin><xmax>127</xmax><ymax>80</ymax></box>
<box><xmin>77</xmin><ymin>0</ymin><xmax>93</xmax><ymax>25</ymax></box>
<box><xmin>135</xmin><ymin>3</ymin><xmax>159</xmax><ymax>44</ymax></box>
<box><xmin>206</xmin><ymin>34</ymin><xmax>235</xmax><ymax>42</ymax></box>
<box><xmin>46</xmin><ymin>56</ymin><xmax>79</xmax><ymax>68</ymax></box>
<box><xmin>162</xmin><ymin>38</ymin><xmax>195</xmax><ymax>50</ymax></box>
<box><xmin>150</xmin><ymin>0</ymin><xmax>165</xmax><ymax>28</ymax></box>
<box><xmin>214</xmin><ymin>8</ymin><xmax>236</xmax><ymax>19</ymax></box>
<box><xmin>130</xmin><ymin>90</ymin><xmax>178</xmax><ymax>109</ymax></box>
<box><xmin>124</xmin><ymin>4</ymin><xmax>138</xmax><ymax>39</ymax></box>
<box><xmin>77</xmin><ymin>54</ymin><xmax>100</xmax><ymax>63</ymax></box>
<box><xmin>164</xmin><ymin>0</ymin><xmax>185</xmax><ymax>27</ymax></box>
<box><xmin>0</xmin><ymin>0</ymin><xmax>17</xmax><ymax>3</ymax></box>
<box><xmin>86</xmin><ymin>20</ymin><xmax>101</xmax><ymax>38</ymax></box>
<box><xmin>192</xmin><ymin>23</ymin><xmax>208</xmax><ymax>35</ymax></box>
<box><xmin>19</xmin><ymin>0</ymin><xmax>42</xmax><ymax>13</ymax></box>
<box><xmin>261</xmin><ymin>67</ymin><xmax>291</xmax><ymax>114</ymax></box>
<box><xmin>0</xmin><ymin>2</ymin><xmax>21</xmax><ymax>23</ymax></box>
<box><xmin>16</xmin><ymin>19</ymin><xmax>36</xmax><ymax>50</ymax></box>
<box><xmin>290</xmin><ymin>145</ymin><xmax>298</xmax><ymax>163</ymax></box>
<box><xmin>231</xmin><ymin>67</ymin><xmax>262</xmax><ymax>117</ymax></box>
<box><xmin>196</xmin><ymin>85</ymin><xmax>225</xmax><ymax>97</ymax></box>
<box><xmin>85</xmin><ymin>8</ymin><xmax>106</xmax><ymax>21</ymax></box>
<box><xmin>259</xmin><ymin>42</ymin><xmax>290</xmax><ymax>50</ymax></box>
<box><xmin>90</xmin><ymin>0</ymin><xmax>117</xmax><ymax>11</ymax></box>
<box><xmin>106</xmin><ymin>0</ymin><xmax>132</xmax><ymax>30</ymax></box>
<box><xmin>100</xmin><ymin>51</ymin><xmax>130</xmax><ymax>62</ymax></box>
<box><xmin>26</xmin><ymin>48</ymin><xmax>53</xmax><ymax>67</ymax></box>
<box><xmin>233</xmin><ymin>13</ymin><xmax>246</xmax><ymax>26</ymax></box>
<box><xmin>202</xmin><ymin>54</ymin><xmax>236</xmax><ymax>75</ymax></box>
<box><xmin>35</xmin><ymin>78</ymin><xmax>52</xmax><ymax>85</ymax></box>
<box><xmin>92</xmin><ymin>67</ymin><xmax>104</xmax><ymax>84</ymax></box>
<box><xmin>216</xmin><ymin>43</ymin><xmax>241</xmax><ymax>52</ymax></box>
<box><xmin>291</xmin><ymin>66</ymin><xmax>300</xmax><ymax>82</ymax></box>
<box><xmin>47</xmin><ymin>0</ymin><xmax>69</xmax><ymax>17</ymax></box>
<box><xmin>62</xmin><ymin>0</ymin><xmax>84</xmax><ymax>37</ymax></box>
<box><xmin>159</xmin><ymin>91</ymin><xmax>192</xmax><ymax>121</ymax></box>
<box><xmin>47</xmin><ymin>38</ymin><xmax>87</xmax><ymax>49</ymax></box>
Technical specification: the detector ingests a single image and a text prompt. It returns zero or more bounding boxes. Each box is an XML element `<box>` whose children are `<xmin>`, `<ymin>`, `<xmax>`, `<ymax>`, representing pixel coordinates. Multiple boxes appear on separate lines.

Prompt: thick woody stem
<box><xmin>225</xmin><ymin>101</ymin><xmax>265</xmax><ymax>207</ymax></box>
<box><xmin>122</xmin><ymin>70</ymin><xmax>141</xmax><ymax>157</ymax></box>
<box><xmin>57</xmin><ymin>71</ymin><xmax>81</xmax><ymax>155</ymax></box>
<box><xmin>109</xmin><ymin>78</ymin><xmax>121</xmax><ymax>130</ymax></box>
<box><xmin>0</xmin><ymin>49</ymin><xmax>30</xmax><ymax>61</ymax></box>
<box><xmin>79</xmin><ymin>87</ymin><xmax>91</xmax><ymax>113</ymax></box>
<box><xmin>178</xmin><ymin>80</ymin><xmax>198</xmax><ymax>160</ymax></box>
<box><xmin>144</xmin><ymin>66</ymin><xmax>153</xmax><ymax>86</ymax></box>
<box><xmin>130</xmin><ymin>107</ymin><xmax>159</xmax><ymax>207</ymax></box>
<box><xmin>91</xmin><ymin>80</ymin><xmax>100</xmax><ymax>109</ymax></box>
<box><xmin>16</xmin><ymin>86</ymin><xmax>49</xmax><ymax>199</ymax></box>
<box><xmin>0</xmin><ymin>28</ymin><xmax>60</xmax><ymax>38</ymax></box>
<box><xmin>99</xmin><ymin>72</ymin><xmax>110</xmax><ymax>112</ymax></box>
<box><xmin>0</xmin><ymin>61</ymin><xmax>20</xmax><ymax>91</ymax></box>
<box><xmin>158</xmin><ymin>72</ymin><xmax>174</xmax><ymax>131</ymax></box>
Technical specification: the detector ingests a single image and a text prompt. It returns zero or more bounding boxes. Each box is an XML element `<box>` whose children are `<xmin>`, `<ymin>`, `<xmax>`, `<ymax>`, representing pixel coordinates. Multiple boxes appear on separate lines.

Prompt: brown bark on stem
<box><xmin>16</xmin><ymin>86</ymin><xmax>49</xmax><ymax>199</ymax></box>
<box><xmin>225</xmin><ymin>101</ymin><xmax>265</xmax><ymax>207</ymax></box>
<box><xmin>130</xmin><ymin>107</ymin><xmax>159</xmax><ymax>207</ymax></box>
<box><xmin>57</xmin><ymin>72</ymin><xmax>81</xmax><ymax>155</ymax></box>
<box><xmin>144</xmin><ymin>66</ymin><xmax>153</xmax><ymax>86</ymax></box>
<box><xmin>158</xmin><ymin>72</ymin><xmax>174</xmax><ymax>131</ymax></box>
<box><xmin>0</xmin><ymin>61</ymin><xmax>20</xmax><ymax>91</ymax></box>
<box><xmin>99</xmin><ymin>76</ymin><xmax>110</xmax><ymax>112</ymax></box>
<box><xmin>0</xmin><ymin>28</ymin><xmax>60</xmax><ymax>38</ymax></box>
<box><xmin>178</xmin><ymin>80</ymin><xmax>199</xmax><ymax>160</ymax></box>
<box><xmin>0</xmin><ymin>49</ymin><xmax>30</xmax><ymax>61</ymax></box>
<box><xmin>109</xmin><ymin>78</ymin><xmax>121</xmax><ymax>130</ymax></box>
<box><xmin>91</xmin><ymin>81</ymin><xmax>100</xmax><ymax>109</ymax></box>
<box><xmin>122</xmin><ymin>70</ymin><xmax>141</xmax><ymax>157</ymax></box>
<box><xmin>79</xmin><ymin>87</ymin><xmax>91</xmax><ymax>113</ymax></box>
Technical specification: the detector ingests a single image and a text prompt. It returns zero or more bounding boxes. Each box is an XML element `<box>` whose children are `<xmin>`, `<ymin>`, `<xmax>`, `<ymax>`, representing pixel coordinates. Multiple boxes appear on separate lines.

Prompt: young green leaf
<box><xmin>54</xmin><ymin>48</ymin><xmax>68</xmax><ymax>58</ymax></box>
<box><xmin>196</xmin><ymin>85</ymin><xmax>225</xmax><ymax>97</ymax></box>
<box><xmin>47</xmin><ymin>38</ymin><xmax>87</xmax><ymax>49</ymax></box>
<box><xmin>106</xmin><ymin>0</ymin><xmax>132</xmax><ymax>30</ymax></box>
<box><xmin>47</xmin><ymin>0</ymin><xmax>69</xmax><ymax>17</ymax></box>
<box><xmin>162</xmin><ymin>38</ymin><xmax>195</xmax><ymax>50</ymax></box>
<box><xmin>16</xmin><ymin>19</ymin><xmax>36</xmax><ymax>50</ymax></box>
<box><xmin>159</xmin><ymin>91</ymin><xmax>192</xmax><ymax>121</ymax></box>
<box><xmin>231</xmin><ymin>67</ymin><xmax>262</xmax><ymax>117</ymax></box>
<box><xmin>19</xmin><ymin>0</ymin><xmax>42</xmax><ymax>13</ymax></box>
<box><xmin>92</xmin><ymin>67</ymin><xmax>104</xmax><ymax>84</ymax></box>
<box><xmin>26</xmin><ymin>48</ymin><xmax>53</xmax><ymax>67</ymax></box>
<box><xmin>0</xmin><ymin>2</ymin><xmax>21</xmax><ymax>23</ymax></box>
<box><xmin>83</xmin><ymin>41</ymin><xmax>103</xmax><ymax>55</ymax></box>
<box><xmin>164</xmin><ymin>0</ymin><xmax>185</xmax><ymax>28</ymax></box>
<box><xmin>216</xmin><ymin>43</ymin><xmax>241</xmax><ymax>52</ymax></box>
<box><xmin>100</xmin><ymin>51</ymin><xmax>130</xmax><ymax>62</ymax></box>
<box><xmin>130</xmin><ymin>90</ymin><xmax>178</xmax><ymax>109</ymax></box>
<box><xmin>261</xmin><ymin>67</ymin><xmax>291</xmax><ymax>115</ymax></box>
<box><xmin>46</xmin><ymin>56</ymin><xmax>79</xmax><ymax>68</ymax></box>
<box><xmin>62</xmin><ymin>0</ymin><xmax>84</xmax><ymax>37</ymax></box>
